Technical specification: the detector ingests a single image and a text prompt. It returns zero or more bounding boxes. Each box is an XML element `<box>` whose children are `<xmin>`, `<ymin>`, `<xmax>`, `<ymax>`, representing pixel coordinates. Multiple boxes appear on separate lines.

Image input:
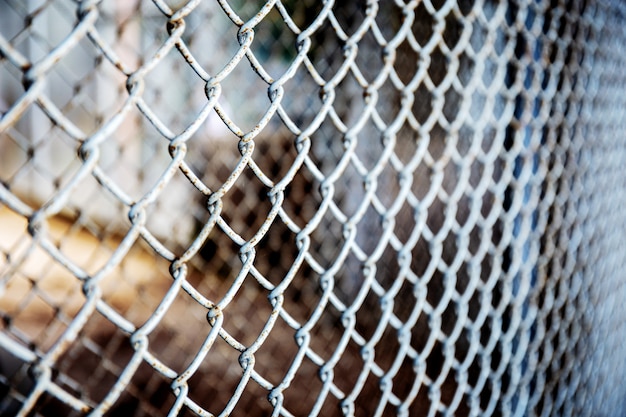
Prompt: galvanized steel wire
<box><xmin>1</xmin><ymin>0</ymin><xmax>626</xmax><ymax>416</ymax></box>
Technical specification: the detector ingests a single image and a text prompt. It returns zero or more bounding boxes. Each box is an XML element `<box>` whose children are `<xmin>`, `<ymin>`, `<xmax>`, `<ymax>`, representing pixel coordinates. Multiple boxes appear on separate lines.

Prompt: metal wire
<box><xmin>1</xmin><ymin>0</ymin><xmax>625</xmax><ymax>416</ymax></box>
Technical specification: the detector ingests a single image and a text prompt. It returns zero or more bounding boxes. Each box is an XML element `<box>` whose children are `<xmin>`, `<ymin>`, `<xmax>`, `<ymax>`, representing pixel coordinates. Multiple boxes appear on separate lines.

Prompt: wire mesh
<box><xmin>1</xmin><ymin>0</ymin><xmax>626</xmax><ymax>416</ymax></box>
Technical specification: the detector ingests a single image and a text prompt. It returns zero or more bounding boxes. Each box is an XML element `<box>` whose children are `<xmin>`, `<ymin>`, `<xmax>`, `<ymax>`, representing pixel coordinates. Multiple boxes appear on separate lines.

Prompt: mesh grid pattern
<box><xmin>1</xmin><ymin>1</ymin><xmax>626</xmax><ymax>416</ymax></box>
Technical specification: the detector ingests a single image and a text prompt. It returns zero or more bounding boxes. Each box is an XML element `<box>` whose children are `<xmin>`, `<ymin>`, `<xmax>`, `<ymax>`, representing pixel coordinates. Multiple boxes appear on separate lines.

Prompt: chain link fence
<box><xmin>1</xmin><ymin>0</ymin><xmax>626</xmax><ymax>416</ymax></box>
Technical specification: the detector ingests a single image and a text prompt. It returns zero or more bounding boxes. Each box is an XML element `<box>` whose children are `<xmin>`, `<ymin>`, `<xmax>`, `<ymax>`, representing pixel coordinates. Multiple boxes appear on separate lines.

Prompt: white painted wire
<box><xmin>0</xmin><ymin>1</ymin><xmax>625</xmax><ymax>416</ymax></box>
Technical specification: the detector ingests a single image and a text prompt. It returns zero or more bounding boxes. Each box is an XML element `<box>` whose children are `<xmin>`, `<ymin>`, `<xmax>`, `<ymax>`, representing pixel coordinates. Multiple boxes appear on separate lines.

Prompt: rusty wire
<box><xmin>1</xmin><ymin>0</ymin><xmax>626</xmax><ymax>416</ymax></box>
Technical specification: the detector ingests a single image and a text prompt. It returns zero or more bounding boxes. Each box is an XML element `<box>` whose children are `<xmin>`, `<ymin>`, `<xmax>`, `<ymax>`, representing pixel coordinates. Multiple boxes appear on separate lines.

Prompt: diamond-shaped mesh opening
<box><xmin>2</xmin><ymin>1</ymin><xmax>626</xmax><ymax>416</ymax></box>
